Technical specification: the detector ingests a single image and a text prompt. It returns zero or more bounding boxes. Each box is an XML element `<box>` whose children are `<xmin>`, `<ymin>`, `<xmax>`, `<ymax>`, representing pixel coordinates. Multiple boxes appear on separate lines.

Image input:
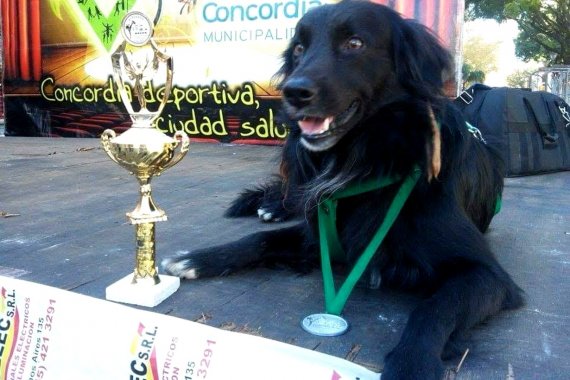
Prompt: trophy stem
<box><xmin>132</xmin><ymin>222</ymin><xmax>160</xmax><ymax>284</ymax></box>
<box><xmin>127</xmin><ymin>178</ymin><xmax>167</xmax><ymax>223</ymax></box>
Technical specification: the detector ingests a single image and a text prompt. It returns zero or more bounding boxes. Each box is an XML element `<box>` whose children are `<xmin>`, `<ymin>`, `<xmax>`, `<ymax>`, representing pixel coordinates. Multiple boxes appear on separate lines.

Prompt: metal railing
<box><xmin>529</xmin><ymin>66</ymin><xmax>570</xmax><ymax>103</ymax></box>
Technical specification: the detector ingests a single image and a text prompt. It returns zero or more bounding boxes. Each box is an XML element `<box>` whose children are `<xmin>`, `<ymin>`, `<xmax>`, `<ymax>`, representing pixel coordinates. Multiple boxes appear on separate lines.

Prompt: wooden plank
<box><xmin>47</xmin><ymin>47</ymin><xmax>101</xmax><ymax>84</ymax></box>
<box><xmin>42</xmin><ymin>46</ymin><xmax>91</xmax><ymax>73</ymax></box>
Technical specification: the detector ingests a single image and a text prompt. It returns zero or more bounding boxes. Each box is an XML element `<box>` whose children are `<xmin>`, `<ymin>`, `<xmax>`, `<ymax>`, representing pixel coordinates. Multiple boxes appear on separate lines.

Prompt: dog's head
<box><xmin>278</xmin><ymin>0</ymin><xmax>453</xmax><ymax>153</ymax></box>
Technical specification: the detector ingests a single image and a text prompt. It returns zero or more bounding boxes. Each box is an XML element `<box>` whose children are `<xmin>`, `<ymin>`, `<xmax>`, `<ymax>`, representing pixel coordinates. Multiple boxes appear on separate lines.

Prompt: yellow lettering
<box><xmin>212</xmin><ymin>110</ymin><xmax>227</xmax><ymax>136</ymax></box>
<box><xmin>54</xmin><ymin>87</ymin><xmax>64</xmax><ymax>102</ymax></box>
<box><xmin>63</xmin><ymin>87</ymin><xmax>74</xmax><ymax>101</ymax></box>
<box><xmin>83</xmin><ymin>87</ymin><xmax>95</xmax><ymax>102</ymax></box>
<box><xmin>198</xmin><ymin>87</ymin><xmax>210</xmax><ymax>104</ymax></box>
<box><xmin>143</xmin><ymin>82</ymin><xmax>157</xmax><ymax>103</ymax></box>
<box><xmin>184</xmin><ymin>109</ymin><xmax>199</xmax><ymax>135</ymax></box>
<box><xmin>172</xmin><ymin>88</ymin><xmax>185</xmax><ymax>111</ymax></box>
<box><xmin>209</xmin><ymin>83</ymin><xmax>222</xmax><ymax>104</ymax></box>
<box><xmin>103</xmin><ymin>77</ymin><xmax>118</xmax><ymax>102</ymax></box>
<box><xmin>256</xmin><ymin>116</ymin><xmax>269</xmax><ymax>138</ymax></box>
<box><xmin>155</xmin><ymin>87</ymin><xmax>166</xmax><ymax>104</ymax></box>
<box><xmin>275</xmin><ymin>123</ymin><xmax>288</xmax><ymax>138</ymax></box>
<box><xmin>154</xmin><ymin>116</ymin><xmax>169</xmax><ymax>133</ymax></box>
<box><xmin>72</xmin><ymin>86</ymin><xmax>83</xmax><ymax>102</ymax></box>
<box><xmin>40</xmin><ymin>77</ymin><xmax>55</xmax><ymax>101</ymax></box>
<box><xmin>240</xmin><ymin>84</ymin><xmax>255</xmax><ymax>106</ymax></box>
<box><xmin>240</xmin><ymin>121</ymin><xmax>255</xmax><ymax>137</ymax></box>
<box><xmin>239</xmin><ymin>108</ymin><xmax>288</xmax><ymax>140</ymax></box>
<box><xmin>37</xmin><ymin>79</ymin><xmax>283</xmax><ymax>142</ymax></box>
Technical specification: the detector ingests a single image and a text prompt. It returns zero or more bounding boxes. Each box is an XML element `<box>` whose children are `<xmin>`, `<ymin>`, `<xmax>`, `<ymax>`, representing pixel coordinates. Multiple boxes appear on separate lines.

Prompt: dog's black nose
<box><xmin>282</xmin><ymin>77</ymin><xmax>317</xmax><ymax>108</ymax></box>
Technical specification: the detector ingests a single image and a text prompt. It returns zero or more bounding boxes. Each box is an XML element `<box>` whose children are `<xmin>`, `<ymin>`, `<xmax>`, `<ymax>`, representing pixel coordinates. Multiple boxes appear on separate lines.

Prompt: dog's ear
<box><xmin>391</xmin><ymin>17</ymin><xmax>453</xmax><ymax>100</ymax></box>
<box><xmin>389</xmin><ymin>15</ymin><xmax>449</xmax><ymax>181</ymax></box>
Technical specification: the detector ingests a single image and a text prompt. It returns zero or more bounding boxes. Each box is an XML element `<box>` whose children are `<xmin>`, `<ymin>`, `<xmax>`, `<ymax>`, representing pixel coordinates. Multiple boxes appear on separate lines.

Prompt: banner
<box><xmin>1</xmin><ymin>0</ymin><xmax>463</xmax><ymax>143</ymax></box>
<box><xmin>0</xmin><ymin>276</ymin><xmax>380</xmax><ymax>380</ymax></box>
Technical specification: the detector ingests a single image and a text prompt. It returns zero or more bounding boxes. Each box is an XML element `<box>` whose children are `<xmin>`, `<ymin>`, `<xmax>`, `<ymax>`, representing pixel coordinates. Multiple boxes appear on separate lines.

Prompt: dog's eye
<box><xmin>344</xmin><ymin>37</ymin><xmax>364</xmax><ymax>50</ymax></box>
<box><xmin>292</xmin><ymin>43</ymin><xmax>305</xmax><ymax>57</ymax></box>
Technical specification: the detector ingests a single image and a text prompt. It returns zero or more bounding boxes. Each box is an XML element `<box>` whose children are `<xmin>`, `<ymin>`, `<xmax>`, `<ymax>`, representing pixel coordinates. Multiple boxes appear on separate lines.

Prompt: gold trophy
<box><xmin>101</xmin><ymin>11</ymin><xmax>189</xmax><ymax>307</ymax></box>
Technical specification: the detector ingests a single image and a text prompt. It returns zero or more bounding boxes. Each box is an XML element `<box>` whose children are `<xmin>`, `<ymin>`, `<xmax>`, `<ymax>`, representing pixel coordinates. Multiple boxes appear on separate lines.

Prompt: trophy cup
<box><xmin>101</xmin><ymin>11</ymin><xmax>189</xmax><ymax>307</ymax></box>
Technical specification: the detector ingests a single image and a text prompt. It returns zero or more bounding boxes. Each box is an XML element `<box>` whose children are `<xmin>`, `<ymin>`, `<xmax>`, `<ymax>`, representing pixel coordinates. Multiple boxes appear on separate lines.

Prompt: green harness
<box><xmin>317</xmin><ymin>166</ymin><xmax>421</xmax><ymax>315</ymax></box>
<box><xmin>316</xmin><ymin>121</ymin><xmax>502</xmax><ymax>316</ymax></box>
<box><xmin>317</xmin><ymin>166</ymin><xmax>502</xmax><ymax>316</ymax></box>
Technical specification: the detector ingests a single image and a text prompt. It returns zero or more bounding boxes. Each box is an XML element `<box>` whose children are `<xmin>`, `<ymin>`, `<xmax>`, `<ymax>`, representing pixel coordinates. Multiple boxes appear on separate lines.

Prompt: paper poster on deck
<box><xmin>0</xmin><ymin>276</ymin><xmax>381</xmax><ymax>380</ymax></box>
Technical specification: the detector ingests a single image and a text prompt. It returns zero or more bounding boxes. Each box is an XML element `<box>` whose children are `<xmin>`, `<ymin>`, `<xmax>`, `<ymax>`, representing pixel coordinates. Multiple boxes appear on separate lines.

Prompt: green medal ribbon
<box><xmin>316</xmin><ymin>120</ymin><xmax>501</xmax><ymax>316</ymax></box>
<box><xmin>318</xmin><ymin>166</ymin><xmax>421</xmax><ymax>315</ymax></box>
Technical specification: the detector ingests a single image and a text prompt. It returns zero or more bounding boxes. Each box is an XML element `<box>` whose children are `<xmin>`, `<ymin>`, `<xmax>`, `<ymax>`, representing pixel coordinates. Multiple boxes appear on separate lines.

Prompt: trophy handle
<box><xmin>110</xmin><ymin>42</ymin><xmax>137</xmax><ymax>117</ymax></box>
<box><xmin>101</xmin><ymin>129</ymin><xmax>120</xmax><ymax>164</ymax></box>
<box><xmin>151</xmin><ymin>40</ymin><xmax>173</xmax><ymax>119</ymax></box>
<box><xmin>164</xmin><ymin>131</ymin><xmax>190</xmax><ymax>170</ymax></box>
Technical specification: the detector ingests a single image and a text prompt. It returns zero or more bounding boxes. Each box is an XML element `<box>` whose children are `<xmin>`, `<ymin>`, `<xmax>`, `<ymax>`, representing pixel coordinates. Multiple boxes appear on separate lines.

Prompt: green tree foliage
<box><xmin>464</xmin><ymin>35</ymin><xmax>500</xmax><ymax>74</ymax></box>
<box><xmin>465</xmin><ymin>0</ymin><xmax>509</xmax><ymax>21</ymax></box>
<box><xmin>462</xmin><ymin>63</ymin><xmax>486</xmax><ymax>89</ymax></box>
<box><xmin>506</xmin><ymin>68</ymin><xmax>536</xmax><ymax>87</ymax></box>
<box><xmin>462</xmin><ymin>34</ymin><xmax>499</xmax><ymax>88</ymax></box>
<box><xmin>465</xmin><ymin>0</ymin><xmax>570</xmax><ymax>64</ymax></box>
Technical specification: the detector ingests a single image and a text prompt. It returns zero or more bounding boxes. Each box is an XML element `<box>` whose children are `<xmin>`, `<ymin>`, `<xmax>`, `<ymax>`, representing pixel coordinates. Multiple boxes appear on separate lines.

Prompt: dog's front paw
<box><xmin>162</xmin><ymin>250</ymin><xmax>233</xmax><ymax>279</ymax></box>
<box><xmin>256</xmin><ymin>202</ymin><xmax>291</xmax><ymax>222</ymax></box>
<box><xmin>161</xmin><ymin>255</ymin><xmax>201</xmax><ymax>279</ymax></box>
<box><xmin>383</xmin><ymin>346</ymin><xmax>445</xmax><ymax>380</ymax></box>
<box><xmin>225</xmin><ymin>180</ymin><xmax>295</xmax><ymax>222</ymax></box>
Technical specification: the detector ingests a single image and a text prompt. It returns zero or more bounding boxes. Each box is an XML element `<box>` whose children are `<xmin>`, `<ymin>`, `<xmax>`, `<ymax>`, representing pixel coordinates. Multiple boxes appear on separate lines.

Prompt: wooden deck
<box><xmin>1</xmin><ymin>136</ymin><xmax>569</xmax><ymax>379</ymax></box>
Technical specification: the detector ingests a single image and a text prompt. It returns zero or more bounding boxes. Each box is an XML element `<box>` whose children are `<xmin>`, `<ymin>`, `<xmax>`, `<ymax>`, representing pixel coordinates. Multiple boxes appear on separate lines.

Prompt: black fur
<box><xmin>164</xmin><ymin>1</ymin><xmax>523</xmax><ymax>379</ymax></box>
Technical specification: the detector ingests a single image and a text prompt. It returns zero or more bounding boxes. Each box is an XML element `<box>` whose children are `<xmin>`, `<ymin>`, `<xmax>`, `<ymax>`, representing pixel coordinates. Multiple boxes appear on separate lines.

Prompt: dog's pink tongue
<box><xmin>298</xmin><ymin>116</ymin><xmax>333</xmax><ymax>135</ymax></box>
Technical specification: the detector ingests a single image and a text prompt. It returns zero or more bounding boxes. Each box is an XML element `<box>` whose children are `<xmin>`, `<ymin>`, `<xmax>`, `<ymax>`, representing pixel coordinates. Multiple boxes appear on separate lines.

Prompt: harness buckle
<box><xmin>559</xmin><ymin>105</ymin><xmax>570</xmax><ymax>128</ymax></box>
<box><xmin>459</xmin><ymin>91</ymin><xmax>474</xmax><ymax>105</ymax></box>
<box><xmin>466</xmin><ymin>122</ymin><xmax>487</xmax><ymax>145</ymax></box>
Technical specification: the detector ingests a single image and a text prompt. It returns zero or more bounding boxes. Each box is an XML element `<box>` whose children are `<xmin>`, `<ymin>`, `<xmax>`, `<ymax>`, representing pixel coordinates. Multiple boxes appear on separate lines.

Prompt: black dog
<box><xmin>164</xmin><ymin>1</ymin><xmax>523</xmax><ymax>378</ymax></box>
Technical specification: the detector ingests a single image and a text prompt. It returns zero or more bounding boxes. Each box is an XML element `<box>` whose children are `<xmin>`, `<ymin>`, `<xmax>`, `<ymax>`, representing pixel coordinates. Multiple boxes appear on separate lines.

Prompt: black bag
<box><xmin>455</xmin><ymin>84</ymin><xmax>570</xmax><ymax>176</ymax></box>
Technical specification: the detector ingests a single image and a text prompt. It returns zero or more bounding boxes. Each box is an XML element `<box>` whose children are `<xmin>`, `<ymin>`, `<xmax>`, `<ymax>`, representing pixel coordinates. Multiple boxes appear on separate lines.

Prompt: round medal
<box><xmin>301</xmin><ymin>313</ymin><xmax>349</xmax><ymax>337</ymax></box>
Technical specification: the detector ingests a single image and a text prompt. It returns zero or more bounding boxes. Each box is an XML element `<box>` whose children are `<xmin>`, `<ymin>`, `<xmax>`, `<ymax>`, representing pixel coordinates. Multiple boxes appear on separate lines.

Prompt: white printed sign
<box><xmin>0</xmin><ymin>276</ymin><xmax>380</xmax><ymax>380</ymax></box>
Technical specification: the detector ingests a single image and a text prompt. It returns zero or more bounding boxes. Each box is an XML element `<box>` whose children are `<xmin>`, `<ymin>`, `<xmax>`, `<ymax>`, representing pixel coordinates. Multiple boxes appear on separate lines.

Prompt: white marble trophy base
<box><xmin>106</xmin><ymin>273</ymin><xmax>180</xmax><ymax>307</ymax></box>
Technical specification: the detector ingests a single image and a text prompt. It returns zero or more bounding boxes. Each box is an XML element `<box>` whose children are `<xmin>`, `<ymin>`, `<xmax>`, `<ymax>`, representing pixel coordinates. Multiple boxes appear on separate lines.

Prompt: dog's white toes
<box><xmin>257</xmin><ymin>208</ymin><xmax>274</xmax><ymax>222</ymax></box>
<box><xmin>161</xmin><ymin>258</ymin><xmax>199</xmax><ymax>279</ymax></box>
<box><xmin>262</xmin><ymin>212</ymin><xmax>274</xmax><ymax>221</ymax></box>
<box><xmin>181</xmin><ymin>268</ymin><xmax>199</xmax><ymax>280</ymax></box>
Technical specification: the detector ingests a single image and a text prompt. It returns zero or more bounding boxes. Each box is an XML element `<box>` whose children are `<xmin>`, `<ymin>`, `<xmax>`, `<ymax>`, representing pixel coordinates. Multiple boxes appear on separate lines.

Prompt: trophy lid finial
<box><xmin>121</xmin><ymin>11</ymin><xmax>153</xmax><ymax>47</ymax></box>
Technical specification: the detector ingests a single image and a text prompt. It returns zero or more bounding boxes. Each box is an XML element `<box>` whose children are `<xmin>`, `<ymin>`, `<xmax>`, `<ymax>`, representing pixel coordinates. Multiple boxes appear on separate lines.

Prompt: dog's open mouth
<box><xmin>298</xmin><ymin>100</ymin><xmax>360</xmax><ymax>139</ymax></box>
